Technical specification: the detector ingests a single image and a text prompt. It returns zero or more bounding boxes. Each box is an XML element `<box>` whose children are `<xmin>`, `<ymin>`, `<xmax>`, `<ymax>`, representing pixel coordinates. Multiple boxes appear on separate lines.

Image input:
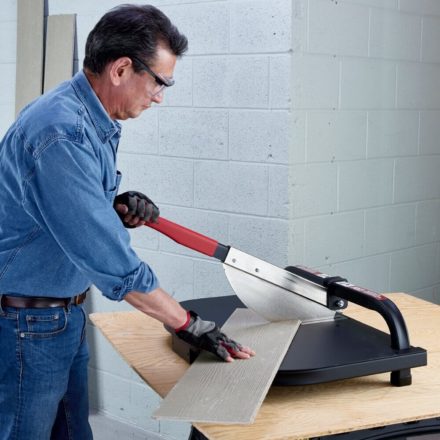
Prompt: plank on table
<box><xmin>153</xmin><ymin>308</ymin><xmax>300</xmax><ymax>425</ymax></box>
<box><xmin>43</xmin><ymin>14</ymin><xmax>76</xmax><ymax>92</ymax></box>
<box><xmin>15</xmin><ymin>0</ymin><xmax>45</xmax><ymax>116</ymax></box>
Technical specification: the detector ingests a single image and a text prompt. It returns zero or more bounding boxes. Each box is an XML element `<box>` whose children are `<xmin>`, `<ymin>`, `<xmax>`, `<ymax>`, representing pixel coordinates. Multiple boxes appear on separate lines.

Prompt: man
<box><xmin>0</xmin><ymin>5</ymin><xmax>254</xmax><ymax>439</ymax></box>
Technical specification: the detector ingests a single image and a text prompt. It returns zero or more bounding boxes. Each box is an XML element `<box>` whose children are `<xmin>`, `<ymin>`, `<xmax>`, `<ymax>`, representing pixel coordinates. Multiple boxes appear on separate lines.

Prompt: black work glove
<box><xmin>113</xmin><ymin>191</ymin><xmax>159</xmax><ymax>228</ymax></box>
<box><xmin>174</xmin><ymin>310</ymin><xmax>243</xmax><ymax>361</ymax></box>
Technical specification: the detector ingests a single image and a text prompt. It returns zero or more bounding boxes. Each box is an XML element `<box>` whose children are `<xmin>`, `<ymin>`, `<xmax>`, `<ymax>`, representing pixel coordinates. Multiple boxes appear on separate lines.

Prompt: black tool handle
<box><xmin>286</xmin><ymin>265</ymin><xmax>410</xmax><ymax>351</ymax></box>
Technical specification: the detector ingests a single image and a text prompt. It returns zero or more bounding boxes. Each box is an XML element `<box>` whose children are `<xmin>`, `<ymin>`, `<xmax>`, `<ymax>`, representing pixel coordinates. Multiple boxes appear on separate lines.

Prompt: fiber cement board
<box><xmin>153</xmin><ymin>308</ymin><xmax>300</xmax><ymax>424</ymax></box>
<box><xmin>43</xmin><ymin>14</ymin><xmax>76</xmax><ymax>92</ymax></box>
<box><xmin>15</xmin><ymin>0</ymin><xmax>45</xmax><ymax>115</ymax></box>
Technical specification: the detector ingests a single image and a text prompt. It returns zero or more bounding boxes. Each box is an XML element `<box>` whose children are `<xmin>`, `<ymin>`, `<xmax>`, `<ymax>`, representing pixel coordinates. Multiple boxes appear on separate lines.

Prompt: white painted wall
<box><xmin>290</xmin><ymin>0</ymin><xmax>440</xmax><ymax>305</ymax></box>
<box><xmin>1</xmin><ymin>1</ymin><xmax>440</xmax><ymax>439</ymax></box>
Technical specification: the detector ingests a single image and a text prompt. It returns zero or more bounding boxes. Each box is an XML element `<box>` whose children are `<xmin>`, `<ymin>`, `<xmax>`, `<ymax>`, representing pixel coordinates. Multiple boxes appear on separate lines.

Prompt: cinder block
<box><xmin>136</xmin><ymin>248</ymin><xmax>194</xmax><ymax>301</ymax></box>
<box><xmin>270</xmin><ymin>55</ymin><xmax>291</xmax><ymax>109</ymax></box>
<box><xmin>308</xmin><ymin>0</ymin><xmax>368</xmax><ymax>57</ymax></box>
<box><xmin>319</xmin><ymin>254</ymin><xmax>391</xmax><ymax>294</ymax></box>
<box><xmin>194</xmin><ymin>259</ymin><xmax>235</xmax><ymax>298</ymax></box>
<box><xmin>75</xmin><ymin>14</ymin><xmax>101</xmax><ymax>62</ymax></box>
<box><xmin>288</xmin><ymin>218</ymin><xmax>305</xmax><ymax>264</ymax></box>
<box><xmin>338</xmin><ymin>159</ymin><xmax>394</xmax><ymax>210</ymax></box>
<box><xmin>269</xmin><ymin>165</ymin><xmax>289</xmax><ymax>219</ymax></box>
<box><xmin>115</xmin><ymin>153</ymin><xmax>132</xmax><ymax>192</ymax></box>
<box><xmin>421</xmin><ymin>17</ymin><xmax>440</xmax><ymax>63</ymax></box>
<box><xmin>158</xmin><ymin>157</ymin><xmax>194</xmax><ymax>207</ymax></box>
<box><xmin>390</xmin><ymin>243</ymin><xmax>439</xmax><ymax>292</ymax></box>
<box><xmin>420</xmin><ymin>111</ymin><xmax>440</xmax><ymax>155</ymax></box>
<box><xmin>307</xmin><ymin>110</ymin><xmax>367</xmax><ymax>162</ymax></box>
<box><xmin>394</xmin><ymin>156</ymin><xmax>440</xmax><ymax>203</ymax></box>
<box><xmin>230</xmin><ymin>0</ymin><xmax>291</xmax><ymax>53</ymax></box>
<box><xmin>193</xmin><ymin>56</ymin><xmax>269</xmax><ymax>108</ymax></box>
<box><xmin>435</xmin><ymin>286</ymin><xmax>440</xmax><ymax>306</ymax></box>
<box><xmin>162</xmin><ymin>3</ymin><xmax>228</xmax><ymax>55</ymax></box>
<box><xmin>397</xmin><ymin>62</ymin><xmax>440</xmax><ymax>109</ymax></box>
<box><xmin>126</xmin><ymin>381</ymin><xmax>161</xmax><ymax>431</ymax></box>
<box><xmin>370</xmin><ymin>9</ymin><xmax>421</xmax><ymax>61</ymax></box>
<box><xmin>159</xmin><ymin>108</ymin><xmax>228</xmax><ymax>159</ymax></box>
<box><xmin>155</xmin><ymin>205</ymin><xmax>229</xmax><ymax>260</ymax></box>
<box><xmin>1</xmin><ymin>0</ymin><xmax>17</xmax><ymax>21</ymax></box>
<box><xmin>343</xmin><ymin>0</ymin><xmax>398</xmax><ymax>8</ymax></box>
<box><xmin>127</xmin><ymin>155</ymin><xmax>161</xmax><ymax>201</ymax></box>
<box><xmin>367</xmin><ymin>110</ymin><xmax>419</xmax><ymax>158</ymax></box>
<box><xmin>399</xmin><ymin>0</ymin><xmax>440</xmax><ymax>16</ymax></box>
<box><xmin>341</xmin><ymin>58</ymin><xmax>396</xmax><ymax>109</ymax></box>
<box><xmin>365</xmin><ymin>204</ymin><xmax>416</xmax><ymax>255</ymax></box>
<box><xmin>89</xmin><ymin>369</ymin><xmax>160</xmax><ymax>433</ymax></box>
<box><xmin>416</xmin><ymin>199</ymin><xmax>440</xmax><ymax>245</ymax></box>
<box><xmin>292</xmin><ymin>54</ymin><xmax>339</xmax><ymax>109</ymax></box>
<box><xmin>229</xmin><ymin>215</ymin><xmax>288</xmax><ymax>267</ymax></box>
<box><xmin>128</xmin><ymin>225</ymin><xmax>160</xmax><ymax>252</ymax></box>
<box><xmin>0</xmin><ymin>60</ymin><xmax>16</xmax><ymax>105</ymax></box>
<box><xmin>411</xmin><ymin>287</ymin><xmax>437</xmax><ymax>304</ymax></box>
<box><xmin>119</xmin><ymin>108</ymin><xmax>158</xmax><ymax>155</ymax></box>
<box><xmin>289</xmin><ymin>163</ymin><xmax>338</xmax><ymax>217</ymax></box>
<box><xmin>162</xmin><ymin>57</ymin><xmax>192</xmax><ymax>107</ymax></box>
<box><xmin>88</xmin><ymin>368</ymin><xmax>131</xmax><ymax>416</ymax></box>
<box><xmin>304</xmin><ymin>211</ymin><xmax>365</xmax><ymax>267</ymax></box>
<box><xmin>229</xmin><ymin>110</ymin><xmax>289</xmax><ymax>164</ymax></box>
<box><xmin>159</xmin><ymin>419</ymin><xmax>191</xmax><ymax>440</ymax></box>
<box><xmin>130</xmin><ymin>156</ymin><xmax>194</xmax><ymax>207</ymax></box>
<box><xmin>291</xmin><ymin>111</ymin><xmax>306</xmax><ymax>164</ymax></box>
<box><xmin>87</xmin><ymin>324</ymin><xmax>135</xmax><ymax>380</ymax></box>
<box><xmin>85</xmin><ymin>286</ymin><xmax>133</xmax><ymax>314</ymax></box>
<box><xmin>0</xmin><ymin>104</ymin><xmax>14</xmax><ymax>138</ymax></box>
<box><xmin>194</xmin><ymin>161</ymin><xmax>269</xmax><ymax>215</ymax></box>
<box><xmin>0</xmin><ymin>21</ymin><xmax>16</xmax><ymax>63</ymax></box>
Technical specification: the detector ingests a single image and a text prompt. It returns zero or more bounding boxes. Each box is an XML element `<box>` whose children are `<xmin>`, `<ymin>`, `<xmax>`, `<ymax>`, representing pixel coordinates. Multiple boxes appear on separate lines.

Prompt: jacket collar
<box><xmin>71</xmin><ymin>70</ymin><xmax>121</xmax><ymax>143</ymax></box>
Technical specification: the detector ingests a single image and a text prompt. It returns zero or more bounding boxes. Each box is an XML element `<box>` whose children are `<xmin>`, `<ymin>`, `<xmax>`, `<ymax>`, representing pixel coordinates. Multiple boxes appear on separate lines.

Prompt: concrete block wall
<box><xmin>46</xmin><ymin>1</ymin><xmax>292</xmax><ymax>439</ymax></box>
<box><xmin>289</xmin><ymin>0</ymin><xmax>440</xmax><ymax>303</ymax></box>
<box><xmin>2</xmin><ymin>1</ymin><xmax>440</xmax><ymax>439</ymax></box>
<box><xmin>0</xmin><ymin>2</ymin><xmax>17</xmax><ymax>137</ymax></box>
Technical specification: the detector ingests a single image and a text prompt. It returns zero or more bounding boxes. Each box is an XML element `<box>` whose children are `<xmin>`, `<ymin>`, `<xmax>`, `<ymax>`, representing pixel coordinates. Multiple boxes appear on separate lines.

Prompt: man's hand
<box><xmin>114</xmin><ymin>191</ymin><xmax>159</xmax><ymax>228</ymax></box>
<box><xmin>175</xmin><ymin>310</ymin><xmax>256</xmax><ymax>362</ymax></box>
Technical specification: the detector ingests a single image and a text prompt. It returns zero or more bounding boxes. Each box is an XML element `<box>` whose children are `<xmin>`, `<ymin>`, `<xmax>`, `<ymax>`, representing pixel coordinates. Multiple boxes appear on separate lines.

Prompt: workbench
<box><xmin>89</xmin><ymin>293</ymin><xmax>440</xmax><ymax>439</ymax></box>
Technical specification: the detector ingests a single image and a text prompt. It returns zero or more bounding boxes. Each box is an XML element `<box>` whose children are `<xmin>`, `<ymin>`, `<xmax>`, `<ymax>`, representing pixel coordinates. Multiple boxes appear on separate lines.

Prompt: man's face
<box><xmin>114</xmin><ymin>46</ymin><xmax>176</xmax><ymax>120</ymax></box>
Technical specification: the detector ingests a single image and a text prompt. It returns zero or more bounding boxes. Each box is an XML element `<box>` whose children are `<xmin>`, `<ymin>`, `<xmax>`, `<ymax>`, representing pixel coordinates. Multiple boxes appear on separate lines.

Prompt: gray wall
<box><xmin>289</xmin><ymin>0</ymin><xmax>440</xmax><ymax>304</ymax></box>
<box><xmin>47</xmin><ymin>0</ymin><xmax>292</xmax><ymax>439</ymax></box>
<box><xmin>1</xmin><ymin>1</ymin><xmax>439</xmax><ymax>439</ymax></box>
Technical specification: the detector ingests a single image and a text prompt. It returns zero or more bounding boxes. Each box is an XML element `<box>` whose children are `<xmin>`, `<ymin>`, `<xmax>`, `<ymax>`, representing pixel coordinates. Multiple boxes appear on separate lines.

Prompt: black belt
<box><xmin>0</xmin><ymin>291</ymin><xmax>87</xmax><ymax>309</ymax></box>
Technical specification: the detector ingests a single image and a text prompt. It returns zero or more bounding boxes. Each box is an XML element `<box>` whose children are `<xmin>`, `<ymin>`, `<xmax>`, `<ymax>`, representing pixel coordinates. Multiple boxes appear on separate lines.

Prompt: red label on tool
<box><xmin>337</xmin><ymin>282</ymin><xmax>387</xmax><ymax>300</ymax></box>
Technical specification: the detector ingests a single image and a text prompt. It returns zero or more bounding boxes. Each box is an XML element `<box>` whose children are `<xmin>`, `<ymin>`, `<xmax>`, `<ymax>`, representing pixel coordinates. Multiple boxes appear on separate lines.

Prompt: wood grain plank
<box><xmin>43</xmin><ymin>14</ymin><xmax>76</xmax><ymax>92</ymax></box>
<box><xmin>15</xmin><ymin>0</ymin><xmax>45</xmax><ymax>115</ymax></box>
<box><xmin>152</xmin><ymin>308</ymin><xmax>300</xmax><ymax>424</ymax></box>
<box><xmin>89</xmin><ymin>311</ymin><xmax>188</xmax><ymax>398</ymax></box>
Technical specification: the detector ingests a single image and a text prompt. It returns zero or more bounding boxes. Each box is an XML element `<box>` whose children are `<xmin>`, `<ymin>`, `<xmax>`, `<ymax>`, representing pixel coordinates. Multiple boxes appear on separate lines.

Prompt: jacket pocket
<box><xmin>104</xmin><ymin>171</ymin><xmax>122</xmax><ymax>203</ymax></box>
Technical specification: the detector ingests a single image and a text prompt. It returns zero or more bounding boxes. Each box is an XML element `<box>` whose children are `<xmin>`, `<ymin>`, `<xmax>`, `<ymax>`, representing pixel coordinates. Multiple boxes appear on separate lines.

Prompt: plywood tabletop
<box><xmin>89</xmin><ymin>293</ymin><xmax>440</xmax><ymax>440</ymax></box>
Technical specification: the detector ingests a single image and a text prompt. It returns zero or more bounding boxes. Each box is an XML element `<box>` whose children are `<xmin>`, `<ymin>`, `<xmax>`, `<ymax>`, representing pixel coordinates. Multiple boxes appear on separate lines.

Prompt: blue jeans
<box><xmin>0</xmin><ymin>299</ymin><xmax>93</xmax><ymax>440</ymax></box>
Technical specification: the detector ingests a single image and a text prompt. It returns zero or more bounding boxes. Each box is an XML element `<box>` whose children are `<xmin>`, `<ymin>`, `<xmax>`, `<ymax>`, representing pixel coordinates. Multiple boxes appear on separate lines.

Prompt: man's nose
<box><xmin>152</xmin><ymin>90</ymin><xmax>164</xmax><ymax>104</ymax></box>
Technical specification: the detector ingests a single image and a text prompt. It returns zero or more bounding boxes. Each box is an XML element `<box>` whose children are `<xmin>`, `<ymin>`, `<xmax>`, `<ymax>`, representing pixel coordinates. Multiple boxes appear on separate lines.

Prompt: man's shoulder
<box><xmin>18</xmin><ymin>81</ymin><xmax>86</xmax><ymax>156</ymax></box>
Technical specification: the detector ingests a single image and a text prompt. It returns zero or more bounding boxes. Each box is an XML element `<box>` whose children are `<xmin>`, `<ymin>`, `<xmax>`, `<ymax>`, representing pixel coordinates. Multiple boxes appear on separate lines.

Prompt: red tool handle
<box><xmin>145</xmin><ymin>217</ymin><xmax>229</xmax><ymax>261</ymax></box>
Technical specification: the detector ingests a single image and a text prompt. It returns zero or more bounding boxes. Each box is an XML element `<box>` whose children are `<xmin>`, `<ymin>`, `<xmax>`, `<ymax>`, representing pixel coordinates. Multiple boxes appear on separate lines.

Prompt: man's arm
<box><xmin>124</xmin><ymin>288</ymin><xmax>255</xmax><ymax>362</ymax></box>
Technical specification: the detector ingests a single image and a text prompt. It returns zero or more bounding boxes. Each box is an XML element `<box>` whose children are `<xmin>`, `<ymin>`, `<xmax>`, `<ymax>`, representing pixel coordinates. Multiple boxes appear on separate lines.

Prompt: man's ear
<box><xmin>108</xmin><ymin>57</ymin><xmax>132</xmax><ymax>86</ymax></box>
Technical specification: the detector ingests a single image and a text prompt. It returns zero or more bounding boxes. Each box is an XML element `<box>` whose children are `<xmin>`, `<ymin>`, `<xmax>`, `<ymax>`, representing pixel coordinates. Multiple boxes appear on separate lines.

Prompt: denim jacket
<box><xmin>0</xmin><ymin>70</ymin><xmax>158</xmax><ymax>300</ymax></box>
